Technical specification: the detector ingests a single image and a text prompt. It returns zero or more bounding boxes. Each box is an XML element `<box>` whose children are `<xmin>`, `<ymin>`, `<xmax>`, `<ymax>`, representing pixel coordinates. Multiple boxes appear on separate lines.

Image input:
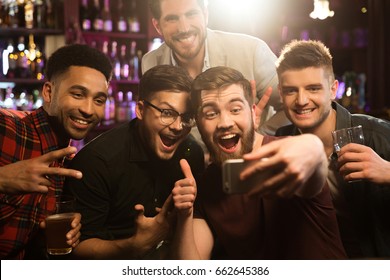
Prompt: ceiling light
<box><xmin>310</xmin><ymin>0</ymin><xmax>335</xmax><ymax>20</ymax></box>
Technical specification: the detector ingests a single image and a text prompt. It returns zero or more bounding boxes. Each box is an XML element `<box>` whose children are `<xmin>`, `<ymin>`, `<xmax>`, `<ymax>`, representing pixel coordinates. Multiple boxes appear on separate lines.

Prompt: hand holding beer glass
<box><xmin>332</xmin><ymin>125</ymin><xmax>365</xmax><ymax>152</ymax></box>
<box><xmin>332</xmin><ymin>125</ymin><xmax>365</xmax><ymax>183</ymax></box>
<box><xmin>45</xmin><ymin>195</ymin><xmax>77</xmax><ymax>255</ymax></box>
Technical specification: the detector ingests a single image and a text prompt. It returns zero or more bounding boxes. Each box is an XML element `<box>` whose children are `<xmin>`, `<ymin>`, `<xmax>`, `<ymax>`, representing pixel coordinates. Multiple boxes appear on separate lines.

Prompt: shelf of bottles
<box><xmin>72</xmin><ymin>0</ymin><xmax>145</xmax><ymax>84</ymax></box>
<box><xmin>0</xmin><ymin>0</ymin><xmax>64</xmax><ymax>110</ymax></box>
<box><xmin>71</xmin><ymin>0</ymin><xmax>146</xmax><ymax>131</ymax></box>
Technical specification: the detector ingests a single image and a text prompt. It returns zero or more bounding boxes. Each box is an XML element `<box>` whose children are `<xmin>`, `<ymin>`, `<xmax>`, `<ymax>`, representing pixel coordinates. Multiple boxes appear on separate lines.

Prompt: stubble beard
<box><xmin>170</xmin><ymin>28</ymin><xmax>207</xmax><ymax>61</ymax></box>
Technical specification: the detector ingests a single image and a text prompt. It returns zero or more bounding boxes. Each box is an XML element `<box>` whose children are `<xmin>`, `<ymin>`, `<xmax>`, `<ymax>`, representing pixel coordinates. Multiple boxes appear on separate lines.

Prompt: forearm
<box><xmin>171</xmin><ymin>212</ymin><xmax>202</xmax><ymax>260</ymax></box>
<box><xmin>0</xmin><ymin>176</ymin><xmax>10</xmax><ymax>193</ymax></box>
<box><xmin>296</xmin><ymin>136</ymin><xmax>328</xmax><ymax>198</ymax></box>
<box><xmin>72</xmin><ymin>237</ymin><xmax>155</xmax><ymax>259</ymax></box>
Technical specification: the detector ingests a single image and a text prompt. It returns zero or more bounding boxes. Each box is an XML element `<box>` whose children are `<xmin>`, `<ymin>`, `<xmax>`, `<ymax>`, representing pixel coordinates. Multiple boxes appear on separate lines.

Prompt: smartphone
<box><xmin>222</xmin><ymin>158</ymin><xmax>270</xmax><ymax>194</ymax></box>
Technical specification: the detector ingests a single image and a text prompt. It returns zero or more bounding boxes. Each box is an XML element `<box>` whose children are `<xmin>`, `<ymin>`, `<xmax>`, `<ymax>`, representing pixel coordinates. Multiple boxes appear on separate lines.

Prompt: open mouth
<box><xmin>161</xmin><ymin>135</ymin><xmax>179</xmax><ymax>148</ymax></box>
<box><xmin>218</xmin><ymin>133</ymin><xmax>239</xmax><ymax>150</ymax></box>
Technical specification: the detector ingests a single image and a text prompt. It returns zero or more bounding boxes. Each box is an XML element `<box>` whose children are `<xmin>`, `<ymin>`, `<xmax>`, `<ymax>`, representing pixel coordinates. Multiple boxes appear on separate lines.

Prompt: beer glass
<box><xmin>332</xmin><ymin>125</ymin><xmax>365</xmax><ymax>152</ymax></box>
<box><xmin>45</xmin><ymin>195</ymin><xmax>76</xmax><ymax>255</ymax></box>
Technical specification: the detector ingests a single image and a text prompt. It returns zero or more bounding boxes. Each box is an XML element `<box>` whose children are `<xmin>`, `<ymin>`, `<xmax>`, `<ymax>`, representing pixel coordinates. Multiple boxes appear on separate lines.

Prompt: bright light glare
<box><xmin>346</xmin><ymin>87</ymin><xmax>352</xmax><ymax>97</ymax></box>
<box><xmin>2</xmin><ymin>50</ymin><xmax>9</xmax><ymax>76</ymax></box>
<box><xmin>209</xmin><ymin>0</ymin><xmax>272</xmax><ymax>34</ymax></box>
<box><xmin>310</xmin><ymin>0</ymin><xmax>334</xmax><ymax>20</ymax></box>
<box><xmin>220</xmin><ymin>0</ymin><xmax>261</xmax><ymax>15</ymax></box>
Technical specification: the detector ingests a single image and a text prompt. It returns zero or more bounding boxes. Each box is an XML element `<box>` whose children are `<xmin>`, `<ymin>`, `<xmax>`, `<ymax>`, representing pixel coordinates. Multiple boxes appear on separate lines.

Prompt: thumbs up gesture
<box><xmin>172</xmin><ymin>159</ymin><xmax>197</xmax><ymax>216</ymax></box>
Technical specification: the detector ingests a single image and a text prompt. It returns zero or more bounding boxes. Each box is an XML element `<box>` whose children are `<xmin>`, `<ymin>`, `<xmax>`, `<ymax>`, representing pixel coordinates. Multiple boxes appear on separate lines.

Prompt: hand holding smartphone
<box><xmin>222</xmin><ymin>158</ymin><xmax>271</xmax><ymax>194</ymax></box>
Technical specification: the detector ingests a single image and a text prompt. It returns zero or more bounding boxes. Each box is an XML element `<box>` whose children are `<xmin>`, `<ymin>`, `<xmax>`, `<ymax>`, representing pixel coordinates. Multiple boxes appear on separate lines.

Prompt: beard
<box><xmin>201</xmin><ymin>122</ymin><xmax>255</xmax><ymax>167</ymax></box>
<box><xmin>168</xmin><ymin>27</ymin><xmax>207</xmax><ymax>61</ymax></box>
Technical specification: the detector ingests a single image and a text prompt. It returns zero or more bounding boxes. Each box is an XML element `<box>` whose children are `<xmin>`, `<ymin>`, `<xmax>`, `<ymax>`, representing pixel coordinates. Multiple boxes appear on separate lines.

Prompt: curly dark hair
<box><xmin>45</xmin><ymin>44</ymin><xmax>112</xmax><ymax>82</ymax></box>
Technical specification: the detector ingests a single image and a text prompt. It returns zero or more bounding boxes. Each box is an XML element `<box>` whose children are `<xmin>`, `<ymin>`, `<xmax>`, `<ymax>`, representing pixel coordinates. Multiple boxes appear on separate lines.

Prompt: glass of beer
<box><xmin>332</xmin><ymin>125</ymin><xmax>365</xmax><ymax>152</ymax></box>
<box><xmin>45</xmin><ymin>195</ymin><xmax>76</xmax><ymax>255</ymax></box>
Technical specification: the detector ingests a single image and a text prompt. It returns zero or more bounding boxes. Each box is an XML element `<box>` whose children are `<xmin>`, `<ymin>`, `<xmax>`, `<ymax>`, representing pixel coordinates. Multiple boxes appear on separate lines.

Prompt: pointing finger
<box><xmin>45</xmin><ymin>167</ymin><xmax>82</xmax><ymax>179</ymax></box>
<box><xmin>160</xmin><ymin>194</ymin><xmax>173</xmax><ymax>216</ymax></box>
<box><xmin>256</xmin><ymin>86</ymin><xmax>272</xmax><ymax>112</ymax></box>
<box><xmin>39</xmin><ymin>146</ymin><xmax>78</xmax><ymax>164</ymax></box>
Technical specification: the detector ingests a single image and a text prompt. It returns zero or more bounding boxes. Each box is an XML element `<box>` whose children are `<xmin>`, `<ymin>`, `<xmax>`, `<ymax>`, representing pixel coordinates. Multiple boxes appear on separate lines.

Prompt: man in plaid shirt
<box><xmin>0</xmin><ymin>44</ymin><xmax>112</xmax><ymax>259</ymax></box>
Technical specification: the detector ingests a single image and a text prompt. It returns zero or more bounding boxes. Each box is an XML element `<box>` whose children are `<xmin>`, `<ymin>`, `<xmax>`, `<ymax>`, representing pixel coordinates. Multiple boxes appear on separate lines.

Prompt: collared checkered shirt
<box><xmin>0</xmin><ymin>107</ymin><xmax>68</xmax><ymax>259</ymax></box>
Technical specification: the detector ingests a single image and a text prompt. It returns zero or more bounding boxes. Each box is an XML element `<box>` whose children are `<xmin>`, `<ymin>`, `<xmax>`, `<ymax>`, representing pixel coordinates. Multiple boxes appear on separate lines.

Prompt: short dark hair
<box><xmin>138</xmin><ymin>65</ymin><xmax>192</xmax><ymax>100</ymax></box>
<box><xmin>149</xmin><ymin>0</ymin><xmax>206</xmax><ymax>19</ymax></box>
<box><xmin>276</xmin><ymin>40</ymin><xmax>335</xmax><ymax>81</ymax></box>
<box><xmin>191</xmin><ymin>66</ymin><xmax>253</xmax><ymax>114</ymax></box>
<box><xmin>45</xmin><ymin>44</ymin><xmax>113</xmax><ymax>82</ymax></box>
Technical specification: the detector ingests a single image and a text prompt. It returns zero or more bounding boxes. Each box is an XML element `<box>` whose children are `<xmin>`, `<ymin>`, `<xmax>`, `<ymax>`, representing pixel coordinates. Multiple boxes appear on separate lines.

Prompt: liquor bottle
<box><xmin>150</xmin><ymin>37</ymin><xmax>163</xmax><ymax>51</ymax></box>
<box><xmin>3</xmin><ymin>87</ymin><xmax>16</xmax><ymax>110</ymax></box>
<box><xmin>110</xmin><ymin>41</ymin><xmax>121</xmax><ymax>80</ymax></box>
<box><xmin>8</xmin><ymin>0</ymin><xmax>20</xmax><ymax>28</ymax></box>
<box><xmin>136</xmin><ymin>50</ymin><xmax>142</xmax><ymax>80</ymax></box>
<box><xmin>0</xmin><ymin>0</ymin><xmax>9</xmax><ymax>27</ymax></box>
<box><xmin>119</xmin><ymin>44</ymin><xmax>129</xmax><ymax>80</ymax></box>
<box><xmin>92</xmin><ymin>0</ymin><xmax>103</xmax><ymax>32</ymax></box>
<box><xmin>32</xmin><ymin>88</ymin><xmax>43</xmax><ymax>109</ymax></box>
<box><xmin>16</xmin><ymin>0</ymin><xmax>25</xmax><ymax>27</ymax></box>
<box><xmin>34</xmin><ymin>45</ymin><xmax>45</xmax><ymax>80</ymax></box>
<box><xmin>27</xmin><ymin>34</ymin><xmax>37</xmax><ymax>75</ymax></box>
<box><xmin>129</xmin><ymin>41</ymin><xmax>139</xmax><ymax>81</ymax></box>
<box><xmin>45</xmin><ymin>0</ymin><xmax>55</xmax><ymax>29</ymax></box>
<box><xmin>80</xmin><ymin>0</ymin><xmax>92</xmax><ymax>31</ymax></box>
<box><xmin>16</xmin><ymin>91</ymin><xmax>33</xmax><ymax>111</ymax></box>
<box><xmin>16</xmin><ymin>36</ymin><xmax>29</xmax><ymax>78</ymax></box>
<box><xmin>0</xmin><ymin>89</ymin><xmax>4</xmax><ymax>108</ymax></box>
<box><xmin>103</xmin><ymin>86</ymin><xmax>115</xmax><ymax>125</ymax></box>
<box><xmin>102</xmin><ymin>0</ymin><xmax>112</xmax><ymax>32</ymax></box>
<box><xmin>34</xmin><ymin>0</ymin><xmax>45</xmax><ymax>28</ymax></box>
<box><xmin>101</xmin><ymin>40</ymin><xmax>109</xmax><ymax>57</ymax></box>
<box><xmin>127</xmin><ymin>0</ymin><xmax>140</xmax><ymax>33</ymax></box>
<box><xmin>115</xmin><ymin>91</ymin><xmax>127</xmax><ymax>123</ymax></box>
<box><xmin>116</xmin><ymin>0</ymin><xmax>127</xmax><ymax>32</ymax></box>
<box><xmin>24</xmin><ymin>0</ymin><xmax>34</xmax><ymax>28</ymax></box>
<box><xmin>4</xmin><ymin>40</ymin><xmax>16</xmax><ymax>78</ymax></box>
<box><xmin>126</xmin><ymin>91</ymin><xmax>137</xmax><ymax>121</ymax></box>
<box><xmin>0</xmin><ymin>42</ymin><xmax>4</xmax><ymax>78</ymax></box>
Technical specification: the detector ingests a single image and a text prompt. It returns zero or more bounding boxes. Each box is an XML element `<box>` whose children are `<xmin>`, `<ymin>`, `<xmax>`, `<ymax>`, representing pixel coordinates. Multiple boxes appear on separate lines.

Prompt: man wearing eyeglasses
<box><xmin>63</xmin><ymin>65</ymin><xmax>204</xmax><ymax>259</ymax></box>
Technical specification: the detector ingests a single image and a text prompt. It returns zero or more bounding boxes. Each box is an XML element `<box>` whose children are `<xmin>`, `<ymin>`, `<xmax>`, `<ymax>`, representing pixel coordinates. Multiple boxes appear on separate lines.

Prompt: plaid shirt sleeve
<box><xmin>0</xmin><ymin>108</ymin><xmax>64</xmax><ymax>259</ymax></box>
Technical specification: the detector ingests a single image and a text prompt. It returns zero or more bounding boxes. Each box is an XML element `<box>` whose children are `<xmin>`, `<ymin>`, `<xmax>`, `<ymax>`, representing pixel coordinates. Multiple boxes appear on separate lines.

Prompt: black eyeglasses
<box><xmin>143</xmin><ymin>100</ymin><xmax>195</xmax><ymax>128</ymax></box>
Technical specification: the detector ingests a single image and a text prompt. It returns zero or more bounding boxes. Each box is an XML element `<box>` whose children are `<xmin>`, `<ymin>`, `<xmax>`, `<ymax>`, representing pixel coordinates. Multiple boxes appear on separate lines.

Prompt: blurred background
<box><xmin>1</xmin><ymin>0</ymin><xmax>389</xmax><ymax>133</ymax></box>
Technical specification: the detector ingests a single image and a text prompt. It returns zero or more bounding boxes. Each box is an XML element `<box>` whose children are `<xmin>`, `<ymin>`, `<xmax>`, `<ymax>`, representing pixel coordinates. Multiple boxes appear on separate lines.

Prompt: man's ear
<box><xmin>152</xmin><ymin>18</ymin><xmax>162</xmax><ymax>36</ymax></box>
<box><xmin>136</xmin><ymin>100</ymin><xmax>144</xmax><ymax>120</ymax></box>
<box><xmin>330</xmin><ymin>79</ymin><xmax>339</xmax><ymax>100</ymax></box>
<box><xmin>42</xmin><ymin>82</ymin><xmax>53</xmax><ymax>103</ymax></box>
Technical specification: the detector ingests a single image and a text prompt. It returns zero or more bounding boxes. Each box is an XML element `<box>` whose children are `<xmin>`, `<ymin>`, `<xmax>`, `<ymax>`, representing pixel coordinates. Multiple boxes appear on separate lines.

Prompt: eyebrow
<box><xmin>201</xmin><ymin>97</ymin><xmax>245</xmax><ymax>109</ymax></box>
<box><xmin>68</xmin><ymin>85</ymin><xmax>107</xmax><ymax>98</ymax></box>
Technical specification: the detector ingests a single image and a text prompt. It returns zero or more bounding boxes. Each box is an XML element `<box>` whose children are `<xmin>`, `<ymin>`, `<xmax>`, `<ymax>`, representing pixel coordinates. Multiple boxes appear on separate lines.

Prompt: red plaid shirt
<box><xmin>0</xmin><ymin>107</ymin><xmax>70</xmax><ymax>259</ymax></box>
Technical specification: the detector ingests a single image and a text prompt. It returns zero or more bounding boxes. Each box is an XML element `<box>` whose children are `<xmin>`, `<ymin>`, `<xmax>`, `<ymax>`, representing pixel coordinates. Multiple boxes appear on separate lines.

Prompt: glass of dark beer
<box><xmin>45</xmin><ymin>195</ymin><xmax>76</xmax><ymax>255</ymax></box>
